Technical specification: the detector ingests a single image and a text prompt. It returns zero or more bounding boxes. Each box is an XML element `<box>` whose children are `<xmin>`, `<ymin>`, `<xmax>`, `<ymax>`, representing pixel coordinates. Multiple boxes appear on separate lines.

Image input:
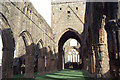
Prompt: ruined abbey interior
<box><xmin>0</xmin><ymin>0</ymin><xmax>120</xmax><ymax>79</ymax></box>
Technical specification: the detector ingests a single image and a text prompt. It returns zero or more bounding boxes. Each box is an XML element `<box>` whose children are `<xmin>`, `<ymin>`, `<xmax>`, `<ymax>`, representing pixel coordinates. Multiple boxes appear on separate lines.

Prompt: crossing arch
<box><xmin>57</xmin><ymin>28</ymin><xmax>82</xmax><ymax>70</ymax></box>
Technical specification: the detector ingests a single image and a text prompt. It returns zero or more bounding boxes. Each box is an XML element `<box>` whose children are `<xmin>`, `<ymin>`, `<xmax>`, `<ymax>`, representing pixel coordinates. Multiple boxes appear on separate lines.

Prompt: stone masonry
<box><xmin>0</xmin><ymin>0</ymin><xmax>120</xmax><ymax>79</ymax></box>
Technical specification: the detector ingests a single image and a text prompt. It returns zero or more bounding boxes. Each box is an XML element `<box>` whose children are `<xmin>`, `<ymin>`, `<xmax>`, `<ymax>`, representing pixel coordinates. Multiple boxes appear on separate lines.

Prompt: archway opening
<box><xmin>36</xmin><ymin>39</ymin><xmax>45</xmax><ymax>75</ymax></box>
<box><xmin>13</xmin><ymin>31</ymin><xmax>34</xmax><ymax>78</ymax></box>
<box><xmin>63</xmin><ymin>39</ymin><xmax>82</xmax><ymax>70</ymax></box>
<box><xmin>57</xmin><ymin>29</ymin><xmax>83</xmax><ymax>70</ymax></box>
<box><xmin>13</xmin><ymin>36</ymin><xmax>26</xmax><ymax>75</ymax></box>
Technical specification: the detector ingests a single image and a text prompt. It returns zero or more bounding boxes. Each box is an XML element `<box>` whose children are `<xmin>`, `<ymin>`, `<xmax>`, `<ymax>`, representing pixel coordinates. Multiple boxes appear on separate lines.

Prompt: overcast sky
<box><xmin>30</xmin><ymin>0</ymin><xmax>51</xmax><ymax>26</ymax></box>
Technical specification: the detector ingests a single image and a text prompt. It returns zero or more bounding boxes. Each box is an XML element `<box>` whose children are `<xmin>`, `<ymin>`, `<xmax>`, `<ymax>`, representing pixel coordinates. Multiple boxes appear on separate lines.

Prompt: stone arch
<box><xmin>46</xmin><ymin>46</ymin><xmax>52</xmax><ymax>63</ymax></box>
<box><xmin>37</xmin><ymin>39</ymin><xmax>44</xmax><ymax>49</ymax></box>
<box><xmin>36</xmin><ymin>39</ymin><xmax>45</xmax><ymax>75</ymax></box>
<box><xmin>0</xmin><ymin>12</ymin><xmax>15</xmax><ymax>78</ymax></box>
<box><xmin>57</xmin><ymin>28</ymin><xmax>82</xmax><ymax>70</ymax></box>
<box><xmin>57</xmin><ymin>28</ymin><xmax>82</xmax><ymax>46</ymax></box>
<box><xmin>47</xmin><ymin>46</ymin><xmax>51</xmax><ymax>52</ymax></box>
<box><xmin>19</xmin><ymin>30</ymin><xmax>33</xmax><ymax>47</ymax></box>
<box><xmin>36</xmin><ymin>39</ymin><xmax>44</xmax><ymax>58</ymax></box>
<box><xmin>46</xmin><ymin>46</ymin><xmax>53</xmax><ymax>73</ymax></box>
<box><xmin>19</xmin><ymin>30</ymin><xmax>34</xmax><ymax>78</ymax></box>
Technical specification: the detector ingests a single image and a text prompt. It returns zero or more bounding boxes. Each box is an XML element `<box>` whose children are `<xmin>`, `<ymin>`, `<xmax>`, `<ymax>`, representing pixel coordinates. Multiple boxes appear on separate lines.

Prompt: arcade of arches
<box><xmin>0</xmin><ymin>0</ymin><xmax>120</xmax><ymax>79</ymax></box>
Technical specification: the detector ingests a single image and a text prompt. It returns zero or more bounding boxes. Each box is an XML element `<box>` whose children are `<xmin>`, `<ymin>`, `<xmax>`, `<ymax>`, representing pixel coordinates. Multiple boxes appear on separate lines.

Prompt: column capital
<box><xmin>105</xmin><ymin>19</ymin><xmax>118</xmax><ymax>32</ymax></box>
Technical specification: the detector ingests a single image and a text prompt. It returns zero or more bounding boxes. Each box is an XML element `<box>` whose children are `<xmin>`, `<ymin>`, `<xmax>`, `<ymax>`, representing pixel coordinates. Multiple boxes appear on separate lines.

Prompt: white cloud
<box><xmin>30</xmin><ymin>0</ymin><xmax>51</xmax><ymax>26</ymax></box>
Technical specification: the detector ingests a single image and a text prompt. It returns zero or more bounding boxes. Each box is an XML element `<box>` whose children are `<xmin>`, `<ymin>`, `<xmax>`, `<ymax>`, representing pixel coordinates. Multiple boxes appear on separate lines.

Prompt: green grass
<box><xmin>14</xmin><ymin>69</ymin><xmax>92</xmax><ymax>80</ymax></box>
<box><xmin>14</xmin><ymin>74</ymin><xmax>24</xmax><ymax>78</ymax></box>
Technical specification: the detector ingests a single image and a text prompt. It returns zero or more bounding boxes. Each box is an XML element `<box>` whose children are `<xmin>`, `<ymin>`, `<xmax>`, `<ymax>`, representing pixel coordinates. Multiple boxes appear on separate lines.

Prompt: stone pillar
<box><xmin>96</xmin><ymin>44</ymin><xmax>110</xmax><ymax>78</ymax></box>
<box><xmin>105</xmin><ymin>19</ymin><xmax>120</xmax><ymax>77</ymax></box>
<box><xmin>82</xmin><ymin>45</ymin><xmax>88</xmax><ymax>71</ymax></box>
<box><xmin>2</xmin><ymin>49</ymin><xmax>14</xmax><ymax>78</ymax></box>
<box><xmin>38</xmin><ymin>57</ymin><xmax>45</xmax><ymax>75</ymax></box>
<box><xmin>24</xmin><ymin>44</ymin><xmax>34</xmax><ymax>78</ymax></box>
<box><xmin>62</xmin><ymin>52</ymin><xmax>65</xmax><ymax>70</ymax></box>
<box><xmin>108</xmin><ymin>30</ymin><xmax>119</xmax><ymax>77</ymax></box>
<box><xmin>54</xmin><ymin>54</ymin><xmax>57</xmax><ymax>72</ymax></box>
<box><xmin>57</xmin><ymin>52</ymin><xmax>62</xmax><ymax>70</ymax></box>
<box><xmin>1</xmin><ymin>29</ymin><xmax>15</xmax><ymax>78</ymax></box>
<box><xmin>96</xmin><ymin>15</ymin><xmax>110</xmax><ymax>78</ymax></box>
<box><xmin>38</xmin><ymin>48</ymin><xmax>45</xmax><ymax>75</ymax></box>
<box><xmin>49</xmin><ymin>53</ymin><xmax>56</xmax><ymax>73</ymax></box>
<box><xmin>46</xmin><ymin>53</ymin><xmax>51</xmax><ymax>73</ymax></box>
<box><xmin>90</xmin><ymin>51</ymin><xmax>94</xmax><ymax>73</ymax></box>
<box><xmin>116</xmin><ymin>28</ymin><xmax>120</xmax><ymax>63</ymax></box>
<box><xmin>91</xmin><ymin>45</ymin><xmax>96</xmax><ymax>74</ymax></box>
<box><xmin>88</xmin><ymin>44</ymin><xmax>93</xmax><ymax>73</ymax></box>
<box><xmin>116</xmin><ymin>28</ymin><xmax>120</xmax><ymax>77</ymax></box>
<box><xmin>51</xmin><ymin>57</ymin><xmax>55</xmax><ymax>72</ymax></box>
<box><xmin>49</xmin><ymin>58</ymin><xmax>52</xmax><ymax>73</ymax></box>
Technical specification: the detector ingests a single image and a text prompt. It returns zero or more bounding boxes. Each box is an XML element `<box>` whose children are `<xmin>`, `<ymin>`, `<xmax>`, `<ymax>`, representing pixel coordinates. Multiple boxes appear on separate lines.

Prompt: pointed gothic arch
<box><xmin>57</xmin><ymin>28</ymin><xmax>82</xmax><ymax>45</ymax></box>
<box><xmin>36</xmin><ymin>39</ymin><xmax>45</xmax><ymax>74</ymax></box>
<box><xmin>19</xmin><ymin>30</ymin><xmax>34</xmax><ymax>78</ymax></box>
<box><xmin>19</xmin><ymin>30</ymin><xmax>33</xmax><ymax>47</ymax></box>
<box><xmin>57</xmin><ymin>28</ymin><xmax>82</xmax><ymax>70</ymax></box>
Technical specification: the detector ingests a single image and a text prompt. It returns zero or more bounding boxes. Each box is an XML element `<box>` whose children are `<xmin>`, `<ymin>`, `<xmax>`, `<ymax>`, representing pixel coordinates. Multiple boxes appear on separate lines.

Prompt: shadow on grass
<box><xmin>13</xmin><ymin>69</ymin><xmax>116</xmax><ymax>80</ymax></box>
<box><xmin>2</xmin><ymin>78</ymin><xmax>35</xmax><ymax>80</ymax></box>
<box><xmin>34</xmin><ymin>69</ymin><xmax>92</xmax><ymax>80</ymax></box>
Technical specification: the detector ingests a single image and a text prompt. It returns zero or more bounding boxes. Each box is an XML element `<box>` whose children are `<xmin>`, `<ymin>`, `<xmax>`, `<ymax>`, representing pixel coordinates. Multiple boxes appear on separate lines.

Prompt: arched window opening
<box><xmin>68</xmin><ymin>49</ymin><xmax>79</xmax><ymax>63</ymax></box>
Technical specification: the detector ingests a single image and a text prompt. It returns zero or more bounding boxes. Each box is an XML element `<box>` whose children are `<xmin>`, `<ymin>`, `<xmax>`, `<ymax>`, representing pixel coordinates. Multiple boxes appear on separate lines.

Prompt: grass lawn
<box><xmin>14</xmin><ymin>69</ymin><xmax>92</xmax><ymax>80</ymax></box>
